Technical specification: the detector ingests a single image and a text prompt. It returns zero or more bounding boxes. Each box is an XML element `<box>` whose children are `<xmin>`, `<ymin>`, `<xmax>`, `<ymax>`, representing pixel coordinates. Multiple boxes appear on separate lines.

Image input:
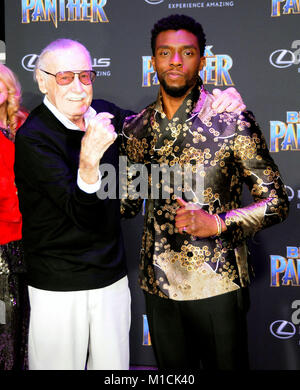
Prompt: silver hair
<box><xmin>34</xmin><ymin>38</ymin><xmax>92</xmax><ymax>81</ymax></box>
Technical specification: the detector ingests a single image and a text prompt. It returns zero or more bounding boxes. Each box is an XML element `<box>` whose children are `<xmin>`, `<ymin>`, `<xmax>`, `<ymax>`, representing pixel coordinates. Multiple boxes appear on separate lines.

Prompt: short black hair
<box><xmin>151</xmin><ymin>14</ymin><xmax>206</xmax><ymax>57</ymax></box>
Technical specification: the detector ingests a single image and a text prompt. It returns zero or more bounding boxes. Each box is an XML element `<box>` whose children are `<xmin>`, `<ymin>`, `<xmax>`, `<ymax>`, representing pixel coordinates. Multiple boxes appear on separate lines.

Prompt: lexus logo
<box><xmin>285</xmin><ymin>185</ymin><xmax>300</xmax><ymax>202</ymax></box>
<box><xmin>22</xmin><ymin>54</ymin><xmax>111</xmax><ymax>72</ymax></box>
<box><xmin>0</xmin><ymin>40</ymin><xmax>5</xmax><ymax>64</ymax></box>
<box><xmin>144</xmin><ymin>0</ymin><xmax>164</xmax><ymax>4</ymax></box>
<box><xmin>269</xmin><ymin>40</ymin><xmax>300</xmax><ymax>69</ymax></box>
<box><xmin>269</xmin><ymin>49</ymin><xmax>296</xmax><ymax>68</ymax></box>
<box><xmin>270</xmin><ymin>320</ymin><xmax>296</xmax><ymax>339</ymax></box>
<box><xmin>22</xmin><ymin>54</ymin><xmax>39</xmax><ymax>71</ymax></box>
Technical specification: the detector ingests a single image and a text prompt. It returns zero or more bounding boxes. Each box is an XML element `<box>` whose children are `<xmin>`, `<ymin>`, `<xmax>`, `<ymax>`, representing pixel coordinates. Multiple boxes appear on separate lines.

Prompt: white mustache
<box><xmin>66</xmin><ymin>92</ymin><xmax>88</xmax><ymax>100</ymax></box>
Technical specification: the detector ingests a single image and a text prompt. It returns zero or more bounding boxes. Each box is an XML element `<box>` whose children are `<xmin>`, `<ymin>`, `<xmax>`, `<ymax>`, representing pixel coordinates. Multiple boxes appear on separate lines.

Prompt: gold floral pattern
<box><xmin>121</xmin><ymin>82</ymin><xmax>289</xmax><ymax>301</ymax></box>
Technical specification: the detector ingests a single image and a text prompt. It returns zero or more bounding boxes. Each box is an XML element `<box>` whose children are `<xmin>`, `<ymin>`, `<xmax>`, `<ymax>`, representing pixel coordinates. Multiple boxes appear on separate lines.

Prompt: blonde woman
<box><xmin>0</xmin><ymin>64</ymin><xmax>28</xmax><ymax>370</ymax></box>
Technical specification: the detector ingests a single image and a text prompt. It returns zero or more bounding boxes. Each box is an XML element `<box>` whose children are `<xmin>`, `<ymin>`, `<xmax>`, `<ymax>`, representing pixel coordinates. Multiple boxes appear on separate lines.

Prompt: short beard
<box><xmin>159</xmin><ymin>78</ymin><xmax>191</xmax><ymax>98</ymax></box>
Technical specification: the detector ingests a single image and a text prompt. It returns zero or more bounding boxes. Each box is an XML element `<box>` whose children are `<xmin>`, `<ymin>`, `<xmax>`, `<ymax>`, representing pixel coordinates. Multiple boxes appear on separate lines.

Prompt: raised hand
<box><xmin>79</xmin><ymin>112</ymin><xmax>116</xmax><ymax>184</ymax></box>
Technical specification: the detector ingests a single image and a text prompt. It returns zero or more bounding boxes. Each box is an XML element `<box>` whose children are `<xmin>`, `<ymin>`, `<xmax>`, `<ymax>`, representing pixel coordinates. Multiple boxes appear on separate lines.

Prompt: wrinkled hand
<box><xmin>211</xmin><ymin>87</ymin><xmax>246</xmax><ymax>114</ymax></box>
<box><xmin>175</xmin><ymin>198</ymin><xmax>225</xmax><ymax>238</ymax></box>
<box><xmin>79</xmin><ymin>112</ymin><xmax>116</xmax><ymax>184</ymax></box>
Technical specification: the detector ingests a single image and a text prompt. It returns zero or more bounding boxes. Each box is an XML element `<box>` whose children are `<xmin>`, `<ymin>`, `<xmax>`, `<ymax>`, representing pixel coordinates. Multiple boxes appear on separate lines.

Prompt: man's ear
<box><xmin>35</xmin><ymin>69</ymin><xmax>48</xmax><ymax>94</ymax></box>
<box><xmin>199</xmin><ymin>56</ymin><xmax>206</xmax><ymax>72</ymax></box>
<box><xmin>151</xmin><ymin>56</ymin><xmax>156</xmax><ymax>73</ymax></box>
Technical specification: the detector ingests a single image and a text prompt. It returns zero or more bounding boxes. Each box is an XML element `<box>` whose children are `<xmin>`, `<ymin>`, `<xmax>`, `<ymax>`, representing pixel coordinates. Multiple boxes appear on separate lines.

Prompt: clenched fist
<box><xmin>79</xmin><ymin>112</ymin><xmax>117</xmax><ymax>184</ymax></box>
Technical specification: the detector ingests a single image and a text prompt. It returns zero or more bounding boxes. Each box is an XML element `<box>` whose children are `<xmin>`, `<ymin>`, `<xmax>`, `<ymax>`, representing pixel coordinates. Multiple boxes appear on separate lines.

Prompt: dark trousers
<box><xmin>144</xmin><ymin>289</ymin><xmax>250</xmax><ymax>370</ymax></box>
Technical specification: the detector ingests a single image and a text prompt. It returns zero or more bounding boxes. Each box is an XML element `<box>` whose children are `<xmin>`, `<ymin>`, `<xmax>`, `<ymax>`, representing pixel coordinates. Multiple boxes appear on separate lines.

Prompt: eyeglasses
<box><xmin>40</xmin><ymin>69</ymin><xmax>96</xmax><ymax>85</ymax></box>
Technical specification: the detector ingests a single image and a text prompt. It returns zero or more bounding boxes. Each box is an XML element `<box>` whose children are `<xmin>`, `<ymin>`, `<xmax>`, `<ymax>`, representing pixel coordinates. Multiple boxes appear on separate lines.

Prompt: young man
<box><xmin>121</xmin><ymin>14</ymin><xmax>289</xmax><ymax>369</ymax></box>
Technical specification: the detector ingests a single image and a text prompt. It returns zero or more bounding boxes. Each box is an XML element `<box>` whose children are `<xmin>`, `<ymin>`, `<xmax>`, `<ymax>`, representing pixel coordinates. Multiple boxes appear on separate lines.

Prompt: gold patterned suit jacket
<box><xmin>120</xmin><ymin>86</ymin><xmax>289</xmax><ymax>301</ymax></box>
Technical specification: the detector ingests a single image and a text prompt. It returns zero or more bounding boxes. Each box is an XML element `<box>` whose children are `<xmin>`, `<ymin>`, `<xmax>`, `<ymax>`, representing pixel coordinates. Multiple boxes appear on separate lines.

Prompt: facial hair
<box><xmin>159</xmin><ymin>78</ymin><xmax>192</xmax><ymax>98</ymax></box>
<box><xmin>158</xmin><ymin>72</ymin><xmax>199</xmax><ymax>98</ymax></box>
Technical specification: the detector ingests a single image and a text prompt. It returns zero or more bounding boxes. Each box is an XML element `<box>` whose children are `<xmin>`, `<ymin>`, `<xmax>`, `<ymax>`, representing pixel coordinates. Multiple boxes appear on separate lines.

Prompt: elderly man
<box><xmin>14</xmin><ymin>39</ymin><xmax>134</xmax><ymax>370</ymax></box>
<box><xmin>14</xmin><ymin>37</ymin><xmax>245</xmax><ymax>370</ymax></box>
<box><xmin>121</xmin><ymin>15</ymin><xmax>289</xmax><ymax>369</ymax></box>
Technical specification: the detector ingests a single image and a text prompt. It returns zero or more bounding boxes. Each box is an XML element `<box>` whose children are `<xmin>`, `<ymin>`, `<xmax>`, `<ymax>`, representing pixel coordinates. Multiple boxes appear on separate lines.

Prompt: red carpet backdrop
<box><xmin>3</xmin><ymin>0</ymin><xmax>300</xmax><ymax>369</ymax></box>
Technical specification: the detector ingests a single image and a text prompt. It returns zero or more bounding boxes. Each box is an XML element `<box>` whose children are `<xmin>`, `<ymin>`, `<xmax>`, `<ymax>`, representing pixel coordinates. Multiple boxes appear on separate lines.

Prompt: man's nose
<box><xmin>71</xmin><ymin>74</ymin><xmax>85</xmax><ymax>91</ymax></box>
<box><xmin>170</xmin><ymin>51</ymin><xmax>182</xmax><ymax>66</ymax></box>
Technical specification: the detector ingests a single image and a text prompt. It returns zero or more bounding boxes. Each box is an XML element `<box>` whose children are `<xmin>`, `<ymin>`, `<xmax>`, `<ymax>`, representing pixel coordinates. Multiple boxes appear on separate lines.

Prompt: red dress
<box><xmin>0</xmin><ymin>130</ymin><xmax>22</xmax><ymax>245</ymax></box>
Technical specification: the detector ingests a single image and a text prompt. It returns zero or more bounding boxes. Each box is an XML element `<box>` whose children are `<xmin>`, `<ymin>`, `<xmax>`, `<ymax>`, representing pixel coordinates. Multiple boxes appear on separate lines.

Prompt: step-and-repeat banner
<box><xmin>4</xmin><ymin>0</ymin><xmax>300</xmax><ymax>369</ymax></box>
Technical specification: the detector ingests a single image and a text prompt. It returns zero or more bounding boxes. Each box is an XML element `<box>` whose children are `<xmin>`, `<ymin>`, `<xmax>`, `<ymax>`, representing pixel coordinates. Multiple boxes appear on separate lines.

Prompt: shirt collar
<box><xmin>43</xmin><ymin>96</ymin><xmax>96</xmax><ymax>131</ymax></box>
